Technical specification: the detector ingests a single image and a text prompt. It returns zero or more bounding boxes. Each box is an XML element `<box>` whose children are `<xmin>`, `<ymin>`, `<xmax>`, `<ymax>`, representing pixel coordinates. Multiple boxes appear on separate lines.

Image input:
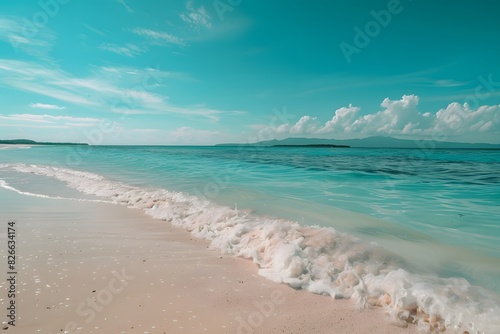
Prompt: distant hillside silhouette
<box><xmin>0</xmin><ymin>139</ymin><xmax>88</xmax><ymax>145</ymax></box>
<box><xmin>216</xmin><ymin>136</ymin><xmax>500</xmax><ymax>149</ymax></box>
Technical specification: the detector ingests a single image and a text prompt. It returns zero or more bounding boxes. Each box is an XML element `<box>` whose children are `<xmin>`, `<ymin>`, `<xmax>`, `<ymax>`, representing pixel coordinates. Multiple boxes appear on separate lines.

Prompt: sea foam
<box><xmin>2</xmin><ymin>163</ymin><xmax>499</xmax><ymax>333</ymax></box>
<box><xmin>0</xmin><ymin>179</ymin><xmax>114</xmax><ymax>203</ymax></box>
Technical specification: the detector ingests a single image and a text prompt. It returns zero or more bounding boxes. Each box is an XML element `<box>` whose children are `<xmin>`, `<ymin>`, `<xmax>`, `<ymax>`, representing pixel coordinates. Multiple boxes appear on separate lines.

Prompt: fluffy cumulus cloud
<box><xmin>316</xmin><ymin>105</ymin><xmax>362</xmax><ymax>134</ymax></box>
<box><xmin>272</xmin><ymin>95</ymin><xmax>500</xmax><ymax>142</ymax></box>
<box><xmin>290</xmin><ymin>116</ymin><xmax>318</xmax><ymax>134</ymax></box>
<box><xmin>434</xmin><ymin>103</ymin><xmax>499</xmax><ymax>134</ymax></box>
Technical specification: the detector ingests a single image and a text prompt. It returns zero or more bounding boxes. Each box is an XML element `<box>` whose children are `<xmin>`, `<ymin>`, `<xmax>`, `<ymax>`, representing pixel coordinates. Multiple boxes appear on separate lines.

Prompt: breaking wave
<box><xmin>2</xmin><ymin>163</ymin><xmax>499</xmax><ymax>333</ymax></box>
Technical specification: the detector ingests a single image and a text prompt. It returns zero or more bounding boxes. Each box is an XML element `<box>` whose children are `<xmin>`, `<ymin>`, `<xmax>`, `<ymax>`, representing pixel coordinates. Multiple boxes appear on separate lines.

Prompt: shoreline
<box><xmin>0</xmin><ymin>187</ymin><xmax>420</xmax><ymax>334</ymax></box>
<box><xmin>0</xmin><ymin>144</ymin><xmax>38</xmax><ymax>149</ymax></box>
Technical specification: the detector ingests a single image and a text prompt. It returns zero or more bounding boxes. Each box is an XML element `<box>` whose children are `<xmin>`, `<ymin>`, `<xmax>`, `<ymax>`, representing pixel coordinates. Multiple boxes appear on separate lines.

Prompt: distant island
<box><xmin>273</xmin><ymin>144</ymin><xmax>350</xmax><ymax>148</ymax></box>
<box><xmin>216</xmin><ymin>136</ymin><xmax>500</xmax><ymax>149</ymax></box>
<box><xmin>0</xmin><ymin>139</ymin><xmax>88</xmax><ymax>146</ymax></box>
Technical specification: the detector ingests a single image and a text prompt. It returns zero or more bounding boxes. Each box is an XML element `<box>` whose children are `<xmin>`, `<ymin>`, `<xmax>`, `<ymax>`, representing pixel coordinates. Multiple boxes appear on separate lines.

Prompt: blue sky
<box><xmin>0</xmin><ymin>0</ymin><xmax>499</xmax><ymax>144</ymax></box>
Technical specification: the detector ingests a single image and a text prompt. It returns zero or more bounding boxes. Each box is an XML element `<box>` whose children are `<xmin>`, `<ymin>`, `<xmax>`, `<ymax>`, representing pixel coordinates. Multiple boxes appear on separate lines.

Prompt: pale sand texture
<box><xmin>0</xmin><ymin>189</ymin><xmax>420</xmax><ymax>334</ymax></box>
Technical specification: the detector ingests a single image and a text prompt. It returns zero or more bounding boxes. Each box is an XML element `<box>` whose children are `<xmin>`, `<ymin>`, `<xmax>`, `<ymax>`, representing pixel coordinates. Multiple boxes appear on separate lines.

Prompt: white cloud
<box><xmin>433</xmin><ymin>103</ymin><xmax>499</xmax><ymax>135</ymax></box>
<box><xmin>99</xmin><ymin>43</ymin><xmax>144</xmax><ymax>57</ymax></box>
<box><xmin>290</xmin><ymin>116</ymin><xmax>318</xmax><ymax>134</ymax></box>
<box><xmin>90</xmin><ymin>65</ymin><xmax>194</xmax><ymax>83</ymax></box>
<box><xmin>317</xmin><ymin>105</ymin><xmax>361</xmax><ymax>134</ymax></box>
<box><xmin>116</xmin><ymin>0</ymin><xmax>134</xmax><ymax>13</ymax></box>
<box><xmin>269</xmin><ymin>95</ymin><xmax>500</xmax><ymax>143</ymax></box>
<box><xmin>0</xmin><ymin>114</ymin><xmax>101</xmax><ymax>127</ymax></box>
<box><xmin>83</xmin><ymin>23</ymin><xmax>105</xmax><ymax>36</ymax></box>
<box><xmin>132</xmin><ymin>27</ymin><xmax>184</xmax><ymax>46</ymax></box>
<box><xmin>0</xmin><ymin>123</ymin><xmax>69</xmax><ymax>129</ymax></box>
<box><xmin>180</xmin><ymin>2</ymin><xmax>212</xmax><ymax>30</ymax></box>
<box><xmin>0</xmin><ymin>114</ymin><xmax>100</xmax><ymax>123</ymax></box>
<box><xmin>0</xmin><ymin>59</ymin><xmax>239</xmax><ymax>122</ymax></box>
<box><xmin>30</xmin><ymin>103</ymin><xmax>66</xmax><ymax>110</ymax></box>
<box><xmin>0</xmin><ymin>15</ymin><xmax>55</xmax><ymax>59</ymax></box>
<box><xmin>433</xmin><ymin>79</ymin><xmax>468</xmax><ymax>88</ymax></box>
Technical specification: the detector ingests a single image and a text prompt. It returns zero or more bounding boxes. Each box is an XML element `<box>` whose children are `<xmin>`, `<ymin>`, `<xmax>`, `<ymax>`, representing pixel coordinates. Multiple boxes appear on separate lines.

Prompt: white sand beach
<box><xmin>0</xmin><ymin>187</ymin><xmax>421</xmax><ymax>334</ymax></box>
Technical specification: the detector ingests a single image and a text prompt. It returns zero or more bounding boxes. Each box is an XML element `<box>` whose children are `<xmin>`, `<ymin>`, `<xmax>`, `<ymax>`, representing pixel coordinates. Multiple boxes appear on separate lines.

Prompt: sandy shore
<box><xmin>0</xmin><ymin>188</ymin><xmax>420</xmax><ymax>334</ymax></box>
<box><xmin>0</xmin><ymin>144</ymin><xmax>37</xmax><ymax>149</ymax></box>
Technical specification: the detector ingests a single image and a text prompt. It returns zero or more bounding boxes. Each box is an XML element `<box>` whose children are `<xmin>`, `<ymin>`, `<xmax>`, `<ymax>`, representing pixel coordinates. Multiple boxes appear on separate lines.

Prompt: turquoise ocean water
<box><xmin>1</xmin><ymin>145</ymin><xmax>499</xmax><ymax>333</ymax></box>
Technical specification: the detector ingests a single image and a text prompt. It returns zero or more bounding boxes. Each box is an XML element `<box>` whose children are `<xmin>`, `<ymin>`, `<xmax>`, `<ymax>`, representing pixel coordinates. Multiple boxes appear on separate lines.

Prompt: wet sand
<box><xmin>0</xmin><ymin>188</ymin><xmax>420</xmax><ymax>334</ymax></box>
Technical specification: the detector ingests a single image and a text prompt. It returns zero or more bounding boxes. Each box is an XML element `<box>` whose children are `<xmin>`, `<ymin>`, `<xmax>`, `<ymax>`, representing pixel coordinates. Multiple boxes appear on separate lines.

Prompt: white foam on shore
<box><xmin>2</xmin><ymin>163</ymin><xmax>499</xmax><ymax>333</ymax></box>
<box><xmin>0</xmin><ymin>179</ymin><xmax>115</xmax><ymax>204</ymax></box>
<box><xmin>0</xmin><ymin>145</ymin><xmax>31</xmax><ymax>150</ymax></box>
